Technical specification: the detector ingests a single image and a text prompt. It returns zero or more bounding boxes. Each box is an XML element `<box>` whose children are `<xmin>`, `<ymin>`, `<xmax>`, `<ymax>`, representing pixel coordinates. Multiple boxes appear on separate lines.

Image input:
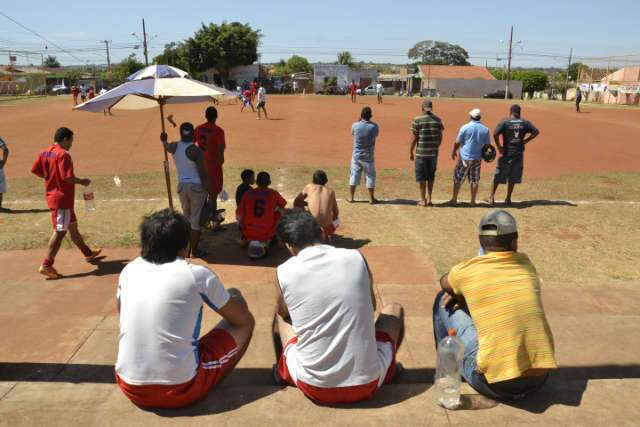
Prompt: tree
<box><xmin>153</xmin><ymin>42</ymin><xmax>189</xmax><ymax>70</ymax></box>
<box><xmin>567</xmin><ymin>62</ymin><xmax>589</xmax><ymax>82</ymax></box>
<box><xmin>182</xmin><ymin>21</ymin><xmax>260</xmax><ymax>77</ymax></box>
<box><xmin>511</xmin><ymin>70</ymin><xmax>548</xmax><ymax>97</ymax></box>
<box><xmin>490</xmin><ymin>68</ymin><xmax>505</xmax><ymax>80</ymax></box>
<box><xmin>43</xmin><ymin>55</ymin><xmax>61</xmax><ymax>68</ymax></box>
<box><xmin>64</xmin><ymin>69</ymin><xmax>83</xmax><ymax>85</ymax></box>
<box><xmin>273</xmin><ymin>55</ymin><xmax>313</xmax><ymax>76</ymax></box>
<box><xmin>101</xmin><ymin>54</ymin><xmax>145</xmax><ymax>86</ymax></box>
<box><xmin>408</xmin><ymin>40</ymin><xmax>470</xmax><ymax>65</ymax></box>
<box><xmin>337</xmin><ymin>51</ymin><xmax>354</xmax><ymax>66</ymax></box>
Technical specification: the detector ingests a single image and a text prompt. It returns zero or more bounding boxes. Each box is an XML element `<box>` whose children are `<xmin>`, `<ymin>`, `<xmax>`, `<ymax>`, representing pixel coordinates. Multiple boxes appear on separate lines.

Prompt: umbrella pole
<box><xmin>159</xmin><ymin>101</ymin><xmax>174</xmax><ymax>210</ymax></box>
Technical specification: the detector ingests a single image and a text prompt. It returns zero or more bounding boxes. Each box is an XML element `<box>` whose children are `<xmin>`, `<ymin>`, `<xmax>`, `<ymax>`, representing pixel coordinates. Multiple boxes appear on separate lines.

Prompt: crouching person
<box><xmin>115</xmin><ymin>209</ymin><xmax>255</xmax><ymax>409</ymax></box>
<box><xmin>433</xmin><ymin>210</ymin><xmax>556</xmax><ymax>400</ymax></box>
<box><xmin>273</xmin><ymin>209</ymin><xmax>404</xmax><ymax>405</ymax></box>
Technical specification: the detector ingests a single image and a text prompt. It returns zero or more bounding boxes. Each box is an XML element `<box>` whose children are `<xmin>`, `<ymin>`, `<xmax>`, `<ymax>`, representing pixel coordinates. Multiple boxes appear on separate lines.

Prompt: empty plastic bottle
<box><xmin>83</xmin><ymin>186</ymin><xmax>96</xmax><ymax>211</ymax></box>
<box><xmin>435</xmin><ymin>328</ymin><xmax>464</xmax><ymax>409</ymax></box>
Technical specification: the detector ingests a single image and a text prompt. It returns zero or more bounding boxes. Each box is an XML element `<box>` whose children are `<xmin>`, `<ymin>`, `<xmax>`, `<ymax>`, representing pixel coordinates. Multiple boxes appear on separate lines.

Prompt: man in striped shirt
<box><xmin>410</xmin><ymin>101</ymin><xmax>444</xmax><ymax>206</ymax></box>
<box><xmin>433</xmin><ymin>210</ymin><xmax>556</xmax><ymax>400</ymax></box>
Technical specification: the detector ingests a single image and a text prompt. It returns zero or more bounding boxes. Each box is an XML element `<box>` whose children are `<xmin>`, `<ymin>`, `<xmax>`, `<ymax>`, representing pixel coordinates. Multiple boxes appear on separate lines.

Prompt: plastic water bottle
<box><xmin>435</xmin><ymin>328</ymin><xmax>464</xmax><ymax>409</ymax></box>
<box><xmin>83</xmin><ymin>186</ymin><xmax>96</xmax><ymax>211</ymax></box>
<box><xmin>219</xmin><ymin>190</ymin><xmax>229</xmax><ymax>202</ymax></box>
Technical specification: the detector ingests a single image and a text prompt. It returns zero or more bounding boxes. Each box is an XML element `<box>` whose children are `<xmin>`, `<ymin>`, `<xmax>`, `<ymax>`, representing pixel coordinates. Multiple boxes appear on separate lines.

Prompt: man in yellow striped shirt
<box><xmin>433</xmin><ymin>210</ymin><xmax>556</xmax><ymax>400</ymax></box>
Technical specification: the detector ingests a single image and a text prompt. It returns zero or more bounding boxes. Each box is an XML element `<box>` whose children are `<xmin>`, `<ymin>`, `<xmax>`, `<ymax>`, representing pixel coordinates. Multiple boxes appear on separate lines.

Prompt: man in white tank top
<box><xmin>273</xmin><ymin>209</ymin><xmax>405</xmax><ymax>404</ymax></box>
<box><xmin>161</xmin><ymin>123</ymin><xmax>210</xmax><ymax>258</ymax></box>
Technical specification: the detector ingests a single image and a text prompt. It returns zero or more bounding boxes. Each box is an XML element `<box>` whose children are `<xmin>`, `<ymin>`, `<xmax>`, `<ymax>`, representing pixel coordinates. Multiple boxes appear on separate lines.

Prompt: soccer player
<box><xmin>294</xmin><ymin>170</ymin><xmax>340</xmax><ymax>240</ymax></box>
<box><xmin>256</xmin><ymin>86</ymin><xmax>268</xmax><ymax>120</ymax></box>
<box><xmin>115</xmin><ymin>209</ymin><xmax>254</xmax><ymax>409</ymax></box>
<box><xmin>236</xmin><ymin>172</ymin><xmax>286</xmax><ymax>255</ymax></box>
<box><xmin>273</xmin><ymin>209</ymin><xmax>405</xmax><ymax>405</ymax></box>
<box><xmin>575</xmin><ymin>87</ymin><xmax>583</xmax><ymax>113</ymax></box>
<box><xmin>195</xmin><ymin>107</ymin><xmax>226</xmax><ymax>229</ymax></box>
<box><xmin>349</xmin><ymin>80</ymin><xmax>357</xmax><ymax>104</ymax></box>
<box><xmin>0</xmin><ymin>137</ymin><xmax>8</xmax><ymax>211</ymax></box>
<box><xmin>71</xmin><ymin>85</ymin><xmax>79</xmax><ymax>105</ymax></box>
<box><xmin>410</xmin><ymin>101</ymin><xmax>444</xmax><ymax>207</ymax></box>
<box><xmin>240</xmin><ymin>89</ymin><xmax>255</xmax><ymax>112</ymax></box>
<box><xmin>349</xmin><ymin>107</ymin><xmax>379</xmax><ymax>204</ymax></box>
<box><xmin>489</xmin><ymin>105</ymin><xmax>539</xmax><ymax>205</ymax></box>
<box><xmin>376</xmin><ymin>82</ymin><xmax>384</xmax><ymax>104</ymax></box>
<box><xmin>31</xmin><ymin>127</ymin><xmax>101</xmax><ymax>279</ymax></box>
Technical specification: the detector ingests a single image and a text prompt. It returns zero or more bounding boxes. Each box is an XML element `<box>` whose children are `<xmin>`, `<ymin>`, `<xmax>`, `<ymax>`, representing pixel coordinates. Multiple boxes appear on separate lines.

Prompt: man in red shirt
<box><xmin>236</xmin><ymin>172</ymin><xmax>286</xmax><ymax>258</ymax></box>
<box><xmin>195</xmin><ymin>107</ymin><xmax>225</xmax><ymax>229</ymax></box>
<box><xmin>31</xmin><ymin>127</ymin><xmax>101</xmax><ymax>279</ymax></box>
<box><xmin>350</xmin><ymin>80</ymin><xmax>357</xmax><ymax>104</ymax></box>
<box><xmin>88</xmin><ymin>87</ymin><xmax>96</xmax><ymax>100</ymax></box>
<box><xmin>71</xmin><ymin>85</ymin><xmax>79</xmax><ymax>105</ymax></box>
<box><xmin>240</xmin><ymin>89</ymin><xmax>255</xmax><ymax>112</ymax></box>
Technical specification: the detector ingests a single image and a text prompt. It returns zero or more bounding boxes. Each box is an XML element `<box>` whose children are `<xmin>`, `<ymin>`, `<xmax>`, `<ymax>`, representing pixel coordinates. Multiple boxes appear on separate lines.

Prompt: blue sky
<box><xmin>2</xmin><ymin>0</ymin><xmax>639</xmax><ymax>68</ymax></box>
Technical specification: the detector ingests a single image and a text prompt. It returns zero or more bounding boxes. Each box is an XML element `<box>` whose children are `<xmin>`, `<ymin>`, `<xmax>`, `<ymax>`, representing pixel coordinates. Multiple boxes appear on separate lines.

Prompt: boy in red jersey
<box><xmin>31</xmin><ymin>127</ymin><xmax>101</xmax><ymax>279</ymax></box>
<box><xmin>236</xmin><ymin>172</ymin><xmax>286</xmax><ymax>259</ymax></box>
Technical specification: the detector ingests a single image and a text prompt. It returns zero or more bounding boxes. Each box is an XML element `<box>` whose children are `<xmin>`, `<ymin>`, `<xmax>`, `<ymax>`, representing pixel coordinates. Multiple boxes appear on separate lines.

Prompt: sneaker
<box><xmin>85</xmin><ymin>249</ymin><xmax>102</xmax><ymax>263</ymax></box>
<box><xmin>39</xmin><ymin>265</ymin><xmax>63</xmax><ymax>279</ymax></box>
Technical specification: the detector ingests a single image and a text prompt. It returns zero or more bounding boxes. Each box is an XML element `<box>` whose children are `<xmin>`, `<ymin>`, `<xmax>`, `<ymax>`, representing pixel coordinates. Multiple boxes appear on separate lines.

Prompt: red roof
<box><xmin>418</xmin><ymin>65</ymin><xmax>496</xmax><ymax>80</ymax></box>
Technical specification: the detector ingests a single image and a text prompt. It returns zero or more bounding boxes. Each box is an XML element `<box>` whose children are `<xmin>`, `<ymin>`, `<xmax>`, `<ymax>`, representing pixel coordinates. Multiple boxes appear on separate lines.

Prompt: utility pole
<box><xmin>504</xmin><ymin>25</ymin><xmax>513</xmax><ymax>100</ymax></box>
<box><xmin>564</xmin><ymin>48</ymin><xmax>572</xmax><ymax>100</ymax></box>
<box><xmin>103</xmin><ymin>40</ymin><xmax>112</xmax><ymax>70</ymax></box>
<box><xmin>142</xmin><ymin>18</ymin><xmax>149</xmax><ymax>66</ymax></box>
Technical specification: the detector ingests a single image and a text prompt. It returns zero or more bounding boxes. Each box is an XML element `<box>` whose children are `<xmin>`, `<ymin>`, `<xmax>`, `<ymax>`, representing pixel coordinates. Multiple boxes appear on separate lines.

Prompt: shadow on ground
<box><xmin>0</xmin><ymin>207</ymin><xmax>50</xmax><ymax>214</ymax></box>
<box><xmin>61</xmin><ymin>258</ymin><xmax>130</xmax><ymax>279</ymax></box>
<box><xmin>380</xmin><ymin>199</ymin><xmax>578</xmax><ymax>208</ymax></box>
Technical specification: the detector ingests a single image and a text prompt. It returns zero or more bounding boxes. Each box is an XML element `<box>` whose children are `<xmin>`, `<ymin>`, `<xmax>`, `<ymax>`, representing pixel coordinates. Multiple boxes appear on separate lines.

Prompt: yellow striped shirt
<box><xmin>448</xmin><ymin>251</ymin><xmax>556</xmax><ymax>383</ymax></box>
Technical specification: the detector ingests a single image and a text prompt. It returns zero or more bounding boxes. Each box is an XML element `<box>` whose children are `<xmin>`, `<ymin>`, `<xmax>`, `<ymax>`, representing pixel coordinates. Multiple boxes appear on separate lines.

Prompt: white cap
<box><xmin>469</xmin><ymin>108</ymin><xmax>481</xmax><ymax>119</ymax></box>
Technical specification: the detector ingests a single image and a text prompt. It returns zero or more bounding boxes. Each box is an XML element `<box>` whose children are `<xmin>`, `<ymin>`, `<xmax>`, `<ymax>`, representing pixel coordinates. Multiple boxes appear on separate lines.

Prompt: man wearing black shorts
<box><xmin>410</xmin><ymin>101</ymin><xmax>444</xmax><ymax>206</ymax></box>
<box><xmin>490</xmin><ymin>105</ymin><xmax>539</xmax><ymax>205</ymax></box>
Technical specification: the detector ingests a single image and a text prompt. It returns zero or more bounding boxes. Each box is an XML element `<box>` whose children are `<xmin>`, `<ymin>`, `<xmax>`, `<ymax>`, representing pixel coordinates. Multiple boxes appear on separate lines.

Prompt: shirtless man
<box><xmin>294</xmin><ymin>170</ymin><xmax>339</xmax><ymax>240</ymax></box>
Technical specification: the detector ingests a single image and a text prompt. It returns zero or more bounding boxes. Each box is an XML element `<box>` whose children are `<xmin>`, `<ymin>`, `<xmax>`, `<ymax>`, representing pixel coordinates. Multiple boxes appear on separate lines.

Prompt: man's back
<box><xmin>277</xmin><ymin>245</ymin><xmax>379</xmax><ymax>387</ymax></box>
<box><xmin>116</xmin><ymin>257</ymin><xmax>229</xmax><ymax>385</ymax></box>
<box><xmin>195</xmin><ymin>122</ymin><xmax>224</xmax><ymax>163</ymax></box>
<box><xmin>237</xmin><ymin>187</ymin><xmax>286</xmax><ymax>241</ymax></box>
<box><xmin>495</xmin><ymin>118</ymin><xmax>537</xmax><ymax>157</ymax></box>
<box><xmin>457</xmin><ymin>121</ymin><xmax>490</xmax><ymax>161</ymax></box>
<box><xmin>447</xmin><ymin>251</ymin><xmax>556</xmax><ymax>383</ymax></box>
<box><xmin>352</xmin><ymin>120</ymin><xmax>379</xmax><ymax>161</ymax></box>
<box><xmin>411</xmin><ymin>113</ymin><xmax>443</xmax><ymax>157</ymax></box>
<box><xmin>31</xmin><ymin>144</ymin><xmax>75</xmax><ymax>209</ymax></box>
<box><xmin>302</xmin><ymin>184</ymin><xmax>337</xmax><ymax>227</ymax></box>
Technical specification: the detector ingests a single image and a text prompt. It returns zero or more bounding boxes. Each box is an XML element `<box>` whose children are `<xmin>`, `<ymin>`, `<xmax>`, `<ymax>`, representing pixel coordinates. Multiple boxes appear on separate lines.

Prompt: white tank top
<box><xmin>277</xmin><ymin>245</ymin><xmax>379</xmax><ymax>387</ymax></box>
<box><xmin>172</xmin><ymin>141</ymin><xmax>201</xmax><ymax>184</ymax></box>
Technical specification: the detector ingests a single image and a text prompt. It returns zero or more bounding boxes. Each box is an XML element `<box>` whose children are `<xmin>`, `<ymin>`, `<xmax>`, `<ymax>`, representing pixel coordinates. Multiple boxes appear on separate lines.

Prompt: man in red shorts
<box><xmin>273</xmin><ymin>209</ymin><xmax>405</xmax><ymax>405</ymax></box>
<box><xmin>349</xmin><ymin>80</ymin><xmax>357</xmax><ymax>104</ymax></box>
<box><xmin>236</xmin><ymin>171</ymin><xmax>286</xmax><ymax>259</ymax></box>
<box><xmin>115</xmin><ymin>209</ymin><xmax>254</xmax><ymax>409</ymax></box>
<box><xmin>31</xmin><ymin>127</ymin><xmax>101</xmax><ymax>279</ymax></box>
<box><xmin>195</xmin><ymin>106</ymin><xmax>226</xmax><ymax>229</ymax></box>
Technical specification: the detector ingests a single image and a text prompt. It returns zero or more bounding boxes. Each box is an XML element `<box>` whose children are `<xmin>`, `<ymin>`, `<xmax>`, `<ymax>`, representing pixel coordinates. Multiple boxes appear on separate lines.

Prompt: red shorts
<box><xmin>115</xmin><ymin>328</ymin><xmax>238</xmax><ymax>409</ymax></box>
<box><xmin>50</xmin><ymin>209</ymin><xmax>77</xmax><ymax>232</ymax></box>
<box><xmin>322</xmin><ymin>224</ymin><xmax>336</xmax><ymax>237</ymax></box>
<box><xmin>277</xmin><ymin>331</ymin><xmax>397</xmax><ymax>405</ymax></box>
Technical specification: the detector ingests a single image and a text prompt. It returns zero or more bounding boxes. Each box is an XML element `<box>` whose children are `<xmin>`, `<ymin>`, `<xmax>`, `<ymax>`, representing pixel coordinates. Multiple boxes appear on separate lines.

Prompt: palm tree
<box><xmin>337</xmin><ymin>51</ymin><xmax>354</xmax><ymax>66</ymax></box>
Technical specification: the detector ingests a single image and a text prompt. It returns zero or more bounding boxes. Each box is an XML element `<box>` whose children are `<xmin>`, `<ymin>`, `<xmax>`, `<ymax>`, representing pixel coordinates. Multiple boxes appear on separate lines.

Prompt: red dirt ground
<box><xmin>1</xmin><ymin>95</ymin><xmax>639</xmax><ymax>179</ymax></box>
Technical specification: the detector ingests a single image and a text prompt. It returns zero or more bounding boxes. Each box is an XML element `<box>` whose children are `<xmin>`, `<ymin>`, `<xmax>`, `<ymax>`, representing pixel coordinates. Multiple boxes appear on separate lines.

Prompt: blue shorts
<box><xmin>349</xmin><ymin>158</ymin><xmax>376</xmax><ymax>188</ymax></box>
<box><xmin>415</xmin><ymin>156</ymin><xmax>437</xmax><ymax>182</ymax></box>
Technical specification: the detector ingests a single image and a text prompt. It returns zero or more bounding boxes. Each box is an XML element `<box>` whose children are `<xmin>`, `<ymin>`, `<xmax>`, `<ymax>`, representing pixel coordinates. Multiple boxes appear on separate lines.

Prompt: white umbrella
<box><xmin>74</xmin><ymin>65</ymin><xmax>236</xmax><ymax>209</ymax></box>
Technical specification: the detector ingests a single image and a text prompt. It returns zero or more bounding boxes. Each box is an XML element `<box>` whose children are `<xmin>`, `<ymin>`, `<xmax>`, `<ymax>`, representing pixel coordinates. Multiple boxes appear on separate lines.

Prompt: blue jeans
<box><xmin>432</xmin><ymin>291</ymin><xmax>547</xmax><ymax>400</ymax></box>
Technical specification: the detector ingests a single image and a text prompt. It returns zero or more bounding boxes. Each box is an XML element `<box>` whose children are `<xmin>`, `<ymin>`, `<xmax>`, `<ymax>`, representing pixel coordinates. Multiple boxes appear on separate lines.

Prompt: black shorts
<box><xmin>257</xmin><ymin>101</ymin><xmax>266</xmax><ymax>109</ymax></box>
<box><xmin>415</xmin><ymin>156</ymin><xmax>438</xmax><ymax>182</ymax></box>
<box><xmin>494</xmin><ymin>155</ymin><xmax>524</xmax><ymax>184</ymax></box>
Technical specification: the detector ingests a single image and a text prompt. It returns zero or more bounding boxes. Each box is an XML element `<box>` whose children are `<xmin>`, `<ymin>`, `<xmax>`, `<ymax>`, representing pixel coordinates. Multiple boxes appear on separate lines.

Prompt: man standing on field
<box><xmin>31</xmin><ymin>127</ymin><xmax>101</xmax><ymax>279</ymax></box>
<box><xmin>376</xmin><ymin>82</ymin><xmax>384</xmax><ymax>104</ymax></box>
<box><xmin>489</xmin><ymin>105</ymin><xmax>539</xmax><ymax>205</ymax></box>
<box><xmin>410</xmin><ymin>101</ymin><xmax>444</xmax><ymax>207</ymax></box>
<box><xmin>349</xmin><ymin>80</ymin><xmax>357</xmax><ymax>104</ymax></box>
<box><xmin>195</xmin><ymin>107</ymin><xmax>226</xmax><ymax>229</ymax></box>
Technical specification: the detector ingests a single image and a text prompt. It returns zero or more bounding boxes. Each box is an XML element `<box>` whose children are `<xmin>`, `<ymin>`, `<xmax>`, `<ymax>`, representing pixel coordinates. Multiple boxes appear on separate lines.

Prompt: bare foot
<box><xmin>444</xmin><ymin>199</ymin><xmax>458</xmax><ymax>206</ymax></box>
<box><xmin>370</xmin><ymin>198</ymin><xmax>380</xmax><ymax>205</ymax></box>
<box><xmin>417</xmin><ymin>200</ymin><xmax>428</xmax><ymax>207</ymax></box>
<box><xmin>486</xmin><ymin>197</ymin><xmax>495</xmax><ymax>205</ymax></box>
<box><xmin>504</xmin><ymin>199</ymin><xmax>512</xmax><ymax>206</ymax></box>
<box><xmin>346</xmin><ymin>198</ymin><xmax>355</xmax><ymax>203</ymax></box>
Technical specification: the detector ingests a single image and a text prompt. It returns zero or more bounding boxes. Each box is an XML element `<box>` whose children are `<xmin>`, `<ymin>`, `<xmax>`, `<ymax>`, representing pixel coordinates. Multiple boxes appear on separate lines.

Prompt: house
<box><xmin>597</xmin><ymin>66</ymin><xmax>640</xmax><ymax>105</ymax></box>
<box><xmin>312</xmin><ymin>64</ymin><xmax>379</xmax><ymax>92</ymax></box>
<box><xmin>203</xmin><ymin>64</ymin><xmax>260</xmax><ymax>89</ymax></box>
<box><xmin>416</xmin><ymin>64</ymin><xmax>522</xmax><ymax>98</ymax></box>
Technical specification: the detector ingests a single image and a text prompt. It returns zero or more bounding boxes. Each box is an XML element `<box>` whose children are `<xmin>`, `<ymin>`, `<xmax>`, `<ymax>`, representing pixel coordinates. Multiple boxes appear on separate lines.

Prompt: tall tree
<box><xmin>337</xmin><ymin>51</ymin><xmax>354</xmax><ymax>66</ymax></box>
<box><xmin>43</xmin><ymin>55</ymin><xmax>61</xmax><ymax>68</ymax></box>
<box><xmin>101</xmin><ymin>54</ymin><xmax>145</xmax><ymax>86</ymax></box>
<box><xmin>567</xmin><ymin>62</ymin><xmax>589</xmax><ymax>81</ymax></box>
<box><xmin>408</xmin><ymin>40</ymin><xmax>470</xmax><ymax>66</ymax></box>
<box><xmin>512</xmin><ymin>70</ymin><xmax>548</xmax><ymax>97</ymax></box>
<box><xmin>273</xmin><ymin>55</ymin><xmax>313</xmax><ymax>76</ymax></box>
<box><xmin>152</xmin><ymin>42</ymin><xmax>189</xmax><ymax>70</ymax></box>
<box><xmin>182</xmin><ymin>21</ymin><xmax>261</xmax><ymax>77</ymax></box>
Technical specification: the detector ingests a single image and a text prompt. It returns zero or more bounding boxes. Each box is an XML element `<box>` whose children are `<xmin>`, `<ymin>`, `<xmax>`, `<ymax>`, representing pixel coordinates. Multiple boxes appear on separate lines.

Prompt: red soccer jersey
<box><xmin>350</xmin><ymin>82</ymin><xmax>357</xmax><ymax>95</ymax></box>
<box><xmin>236</xmin><ymin>188</ymin><xmax>287</xmax><ymax>242</ymax></box>
<box><xmin>31</xmin><ymin>144</ymin><xmax>75</xmax><ymax>209</ymax></box>
<box><xmin>88</xmin><ymin>90</ymin><xmax>95</xmax><ymax>99</ymax></box>
<box><xmin>195</xmin><ymin>122</ymin><xmax>226</xmax><ymax>194</ymax></box>
<box><xmin>243</xmin><ymin>90</ymin><xmax>251</xmax><ymax>99</ymax></box>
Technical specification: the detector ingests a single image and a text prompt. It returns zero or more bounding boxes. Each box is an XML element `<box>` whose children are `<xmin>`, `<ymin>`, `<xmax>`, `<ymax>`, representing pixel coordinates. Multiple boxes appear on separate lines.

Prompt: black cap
<box><xmin>180</xmin><ymin>122</ymin><xmax>195</xmax><ymax>141</ymax></box>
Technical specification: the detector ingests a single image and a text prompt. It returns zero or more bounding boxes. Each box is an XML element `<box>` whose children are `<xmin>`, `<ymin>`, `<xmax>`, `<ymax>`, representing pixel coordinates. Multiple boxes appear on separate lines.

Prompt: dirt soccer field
<box><xmin>1</xmin><ymin>95</ymin><xmax>640</xmax><ymax>425</ymax></box>
<box><xmin>2</xmin><ymin>94</ymin><xmax>640</xmax><ymax>179</ymax></box>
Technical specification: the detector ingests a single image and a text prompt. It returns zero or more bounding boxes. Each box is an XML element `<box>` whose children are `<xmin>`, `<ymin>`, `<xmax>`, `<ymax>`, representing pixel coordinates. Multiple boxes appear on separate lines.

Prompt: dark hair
<box><xmin>361</xmin><ymin>106</ymin><xmax>372</xmax><ymax>121</ymax></box>
<box><xmin>277</xmin><ymin>209</ymin><xmax>324</xmax><ymax>249</ymax></box>
<box><xmin>510</xmin><ymin>104</ymin><xmax>521</xmax><ymax>117</ymax></box>
<box><xmin>140</xmin><ymin>209</ymin><xmax>191</xmax><ymax>264</ymax></box>
<box><xmin>479</xmin><ymin>228</ymin><xmax>518</xmax><ymax>252</ymax></box>
<box><xmin>256</xmin><ymin>171</ymin><xmax>271</xmax><ymax>187</ymax></box>
<box><xmin>54</xmin><ymin>127</ymin><xmax>74</xmax><ymax>143</ymax></box>
<box><xmin>241</xmin><ymin>169</ymin><xmax>255</xmax><ymax>182</ymax></box>
<box><xmin>180</xmin><ymin>122</ymin><xmax>194</xmax><ymax>141</ymax></box>
<box><xmin>205</xmin><ymin>106</ymin><xmax>218</xmax><ymax>122</ymax></box>
<box><xmin>312</xmin><ymin>170</ymin><xmax>328</xmax><ymax>185</ymax></box>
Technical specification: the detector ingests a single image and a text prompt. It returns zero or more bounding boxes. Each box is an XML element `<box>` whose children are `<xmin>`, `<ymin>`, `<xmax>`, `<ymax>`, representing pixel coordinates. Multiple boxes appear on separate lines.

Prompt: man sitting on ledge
<box><xmin>273</xmin><ymin>209</ymin><xmax>404</xmax><ymax>405</ymax></box>
<box><xmin>433</xmin><ymin>209</ymin><xmax>556</xmax><ymax>400</ymax></box>
<box><xmin>115</xmin><ymin>209</ymin><xmax>254</xmax><ymax>408</ymax></box>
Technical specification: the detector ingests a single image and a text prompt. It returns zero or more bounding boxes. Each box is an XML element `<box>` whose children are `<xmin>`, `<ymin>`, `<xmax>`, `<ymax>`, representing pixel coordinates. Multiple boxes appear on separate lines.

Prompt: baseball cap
<box><xmin>180</xmin><ymin>122</ymin><xmax>194</xmax><ymax>141</ymax></box>
<box><xmin>469</xmin><ymin>108</ymin><xmax>481</xmax><ymax>119</ymax></box>
<box><xmin>422</xmin><ymin>100</ymin><xmax>433</xmax><ymax>111</ymax></box>
<box><xmin>479</xmin><ymin>210</ymin><xmax>518</xmax><ymax>236</ymax></box>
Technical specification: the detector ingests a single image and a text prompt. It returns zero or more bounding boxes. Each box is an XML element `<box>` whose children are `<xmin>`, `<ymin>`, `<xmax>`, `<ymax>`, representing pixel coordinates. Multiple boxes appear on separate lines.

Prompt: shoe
<box><xmin>85</xmin><ymin>249</ymin><xmax>102</xmax><ymax>263</ymax></box>
<box><xmin>39</xmin><ymin>265</ymin><xmax>63</xmax><ymax>279</ymax></box>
